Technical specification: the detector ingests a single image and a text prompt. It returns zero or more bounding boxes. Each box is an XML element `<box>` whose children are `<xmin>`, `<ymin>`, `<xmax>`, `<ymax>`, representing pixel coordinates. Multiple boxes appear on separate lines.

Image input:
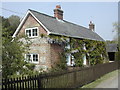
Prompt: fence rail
<box><xmin>2</xmin><ymin>61</ymin><xmax>120</xmax><ymax>89</ymax></box>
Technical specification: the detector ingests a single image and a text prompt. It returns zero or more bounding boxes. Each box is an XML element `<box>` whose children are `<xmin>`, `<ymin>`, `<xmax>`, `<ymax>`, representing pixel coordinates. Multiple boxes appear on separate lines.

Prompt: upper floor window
<box><xmin>25</xmin><ymin>27</ymin><xmax>39</xmax><ymax>37</ymax></box>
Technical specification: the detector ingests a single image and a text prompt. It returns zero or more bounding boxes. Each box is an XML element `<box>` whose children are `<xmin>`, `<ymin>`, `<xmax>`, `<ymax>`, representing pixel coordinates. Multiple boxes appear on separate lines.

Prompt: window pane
<box><xmin>33</xmin><ymin>54</ymin><xmax>38</xmax><ymax>62</ymax></box>
<box><xmin>26</xmin><ymin>30</ymin><xmax>29</xmax><ymax>36</ymax></box>
<box><xmin>32</xmin><ymin>29</ymin><xmax>37</xmax><ymax>36</ymax></box>
<box><xmin>29</xmin><ymin>30</ymin><xmax>31</xmax><ymax>36</ymax></box>
<box><xmin>36</xmin><ymin>55</ymin><xmax>38</xmax><ymax>61</ymax></box>
<box><xmin>26</xmin><ymin>30</ymin><xmax>31</xmax><ymax>37</ymax></box>
<box><xmin>26</xmin><ymin>54</ymin><xmax>31</xmax><ymax>61</ymax></box>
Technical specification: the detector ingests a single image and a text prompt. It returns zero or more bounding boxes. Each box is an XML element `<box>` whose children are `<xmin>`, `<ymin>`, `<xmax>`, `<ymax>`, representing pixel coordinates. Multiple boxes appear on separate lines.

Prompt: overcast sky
<box><xmin>1</xmin><ymin>2</ymin><xmax>118</xmax><ymax>40</ymax></box>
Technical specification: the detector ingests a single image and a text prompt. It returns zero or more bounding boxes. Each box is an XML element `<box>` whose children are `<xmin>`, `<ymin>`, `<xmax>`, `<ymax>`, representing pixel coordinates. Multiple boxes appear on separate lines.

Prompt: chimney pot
<box><xmin>56</xmin><ymin>5</ymin><xmax>61</xmax><ymax>9</ymax></box>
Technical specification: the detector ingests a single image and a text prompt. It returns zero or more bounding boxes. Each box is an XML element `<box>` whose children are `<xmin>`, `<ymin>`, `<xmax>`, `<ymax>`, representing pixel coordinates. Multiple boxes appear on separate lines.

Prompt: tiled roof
<box><xmin>29</xmin><ymin>9</ymin><xmax>104</xmax><ymax>41</ymax></box>
<box><xmin>106</xmin><ymin>43</ymin><xmax>118</xmax><ymax>52</ymax></box>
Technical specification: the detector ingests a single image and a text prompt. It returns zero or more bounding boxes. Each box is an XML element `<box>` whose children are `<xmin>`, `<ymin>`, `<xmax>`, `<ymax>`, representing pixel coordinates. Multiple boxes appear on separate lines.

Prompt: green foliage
<box><xmin>8</xmin><ymin>15</ymin><xmax>20</xmax><ymax>35</ymax></box>
<box><xmin>40</xmin><ymin>34</ymin><xmax>46</xmax><ymax>38</ymax></box>
<box><xmin>19</xmin><ymin>63</ymin><xmax>38</xmax><ymax>76</ymax></box>
<box><xmin>115</xmin><ymin>52</ymin><xmax>119</xmax><ymax>61</ymax></box>
<box><xmin>0</xmin><ymin>16</ymin><xmax>2</xmax><ymax>70</ymax></box>
<box><xmin>70</xmin><ymin>38</ymin><xmax>107</xmax><ymax>66</ymax></box>
<box><xmin>49</xmin><ymin>49</ymin><xmax>68</xmax><ymax>72</ymax></box>
<box><xmin>72</xmin><ymin>52</ymin><xmax>84</xmax><ymax>67</ymax></box>
<box><xmin>47</xmin><ymin>35</ymin><xmax>69</xmax><ymax>71</ymax></box>
<box><xmin>48</xmin><ymin>35</ymin><xmax>69</xmax><ymax>45</ymax></box>
<box><xmin>113</xmin><ymin>22</ymin><xmax>119</xmax><ymax>33</ymax></box>
<box><xmin>106</xmin><ymin>40</ymin><xmax>118</xmax><ymax>44</ymax></box>
<box><xmin>112</xmin><ymin>22</ymin><xmax>119</xmax><ymax>43</ymax></box>
<box><xmin>1</xmin><ymin>16</ymin><xmax>37</xmax><ymax>78</ymax></box>
<box><xmin>85</xmin><ymin>40</ymin><xmax>107</xmax><ymax>66</ymax></box>
<box><xmin>57</xmin><ymin>52</ymin><xmax>67</xmax><ymax>69</ymax></box>
<box><xmin>2</xmin><ymin>37</ymin><xmax>25</xmax><ymax>78</ymax></box>
<box><xmin>49</xmin><ymin>35</ymin><xmax>108</xmax><ymax>68</ymax></box>
<box><xmin>70</xmin><ymin>38</ymin><xmax>85</xmax><ymax>67</ymax></box>
<box><xmin>25</xmin><ymin>63</ymin><xmax>35</xmax><ymax>70</ymax></box>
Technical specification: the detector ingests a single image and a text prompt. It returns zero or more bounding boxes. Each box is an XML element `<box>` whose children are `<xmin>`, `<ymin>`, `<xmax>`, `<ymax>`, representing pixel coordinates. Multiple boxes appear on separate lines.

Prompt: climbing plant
<box><xmin>70</xmin><ymin>38</ymin><xmax>85</xmax><ymax>67</ymax></box>
<box><xmin>84</xmin><ymin>40</ymin><xmax>108</xmax><ymax>66</ymax></box>
<box><xmin>45</xmin><ymin>34</ymin><xmax>108</xmax><ymax>69</ymax></box>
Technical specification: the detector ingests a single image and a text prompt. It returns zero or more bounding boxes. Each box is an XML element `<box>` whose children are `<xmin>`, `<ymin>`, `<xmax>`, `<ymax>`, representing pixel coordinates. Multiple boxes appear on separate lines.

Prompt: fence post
<box><xmin>73</xmin><ymin>71</ymin><xmax>77</xmax><ymax>87</ymax></box>
<box><xmin>4</xmin><ymin>79</ymin><xmax>7</xmax><ymax>90</ymax></box>
<box><xmin>37</xmin><ymin>75</ymin><xmax>42</xmax><ymax>89</ymax></box>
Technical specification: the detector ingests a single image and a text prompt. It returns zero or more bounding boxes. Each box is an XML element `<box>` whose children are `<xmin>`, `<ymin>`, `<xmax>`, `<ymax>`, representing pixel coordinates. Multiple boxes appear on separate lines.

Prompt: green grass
<box><xmin>81</xmin><ymin>69</ymin><xmax>118</xmax><ymax>88</ymax></box>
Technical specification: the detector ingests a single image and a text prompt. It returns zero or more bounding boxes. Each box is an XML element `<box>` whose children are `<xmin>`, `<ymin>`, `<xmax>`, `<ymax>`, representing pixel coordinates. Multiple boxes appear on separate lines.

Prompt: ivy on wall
<box><xmin>41</xmin><ymin>34</ymin><xmax>108</xmax><ymax>69</ymax></box>
<box><xmin>84</xmin><ymin>40</ymin><xmax>108</xmax><ymax>66</ymax></box>
<box><xmin>70</xmin><ymin>38</ymin><xmax>85</xmax><ymax>67</ymax></box>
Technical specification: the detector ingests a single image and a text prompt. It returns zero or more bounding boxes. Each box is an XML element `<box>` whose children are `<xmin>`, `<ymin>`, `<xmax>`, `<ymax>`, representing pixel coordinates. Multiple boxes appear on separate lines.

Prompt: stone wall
<box><xmin>29</xmin><ymin>37</ymin><xmax>51</xmax><ymax>71</ymax></box>
<box><xmin>17</xmin><ymin>14</ymin><xmax>63</xmax><ymax>71</ymax></box>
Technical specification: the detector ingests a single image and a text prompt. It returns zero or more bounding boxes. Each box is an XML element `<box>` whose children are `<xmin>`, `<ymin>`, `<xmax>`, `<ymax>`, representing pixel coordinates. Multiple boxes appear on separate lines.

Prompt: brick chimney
<box><xmin>89</xmin><ymin>21</ymin><xmax>95</xmax><ymax>31</ymax></box>
<box><xmin>54</xmin><ymin>5</ymin><xmax>64</xmax><ymax>20</ymax></box>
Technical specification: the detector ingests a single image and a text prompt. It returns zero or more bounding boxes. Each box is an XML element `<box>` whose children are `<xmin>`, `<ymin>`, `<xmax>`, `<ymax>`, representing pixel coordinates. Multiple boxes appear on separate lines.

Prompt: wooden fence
<box><xmin>2</xmin><ymin>61</ymin><xmax>120</xmax><ymax>89</ymax></box>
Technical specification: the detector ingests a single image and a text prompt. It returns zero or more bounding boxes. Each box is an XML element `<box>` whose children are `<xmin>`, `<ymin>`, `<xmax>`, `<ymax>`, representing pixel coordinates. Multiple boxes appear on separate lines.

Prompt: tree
<box><xmin>0</xmin><ymin>16</ymin><xmax>2</xmax><ymax>72</ymax></box>
<box><xmin>8</xmin><ymin>15</ymin><xmax>20</xmax><ymax>35</ymax></box>
<box><xmin>113</xmin><ymin>22</ymin><xmax>120</xmax><ymax>60</ymax></box>
<box><xmin>113</xmin><ymin>22</ymin><xmax>119</xmax><ymax>43</ymax></box>
<box><xmin>2</xmin><ymin>16</ymin><xmax>36</xmax><ymax>78</ymax></box>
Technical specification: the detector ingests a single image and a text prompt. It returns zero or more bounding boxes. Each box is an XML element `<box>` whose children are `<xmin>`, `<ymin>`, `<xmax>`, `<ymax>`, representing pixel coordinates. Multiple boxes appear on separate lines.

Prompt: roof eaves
<box><xmin>49</xmin><ymin>32</ymin><xmax>104</xmax><ymax>41</ymax></box>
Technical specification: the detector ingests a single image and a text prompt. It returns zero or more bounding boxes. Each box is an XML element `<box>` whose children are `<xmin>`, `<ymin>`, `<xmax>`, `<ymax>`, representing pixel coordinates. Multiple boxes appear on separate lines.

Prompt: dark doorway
<box><xmin>108</xmin><ymin>52</ymin><xmax>115</xmax><ymax>61</ymax></box>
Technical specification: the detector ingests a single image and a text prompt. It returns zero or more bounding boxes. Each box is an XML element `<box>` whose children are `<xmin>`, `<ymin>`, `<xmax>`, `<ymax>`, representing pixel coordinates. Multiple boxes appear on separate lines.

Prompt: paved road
<box><xmin>95</xmin><ymin>71</ymin><xmax>119</xmax><ymax>88</ymax></box>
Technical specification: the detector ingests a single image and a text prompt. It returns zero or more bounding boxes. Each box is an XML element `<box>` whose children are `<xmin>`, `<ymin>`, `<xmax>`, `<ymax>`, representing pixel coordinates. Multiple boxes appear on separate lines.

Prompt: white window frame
<box><xmin>25</xmin><ymin>27</ymin><xmax>39</xmax><ymax>38</ymax></box>
<box><xmin>25</xmin><ymin>53</ymin><xmax>39</xmax><ymax>64</ymax></box>
<box><xmin>66</xmin><ymin>54</ymin><xmax>75</xmax><ymax>66</ymax></box>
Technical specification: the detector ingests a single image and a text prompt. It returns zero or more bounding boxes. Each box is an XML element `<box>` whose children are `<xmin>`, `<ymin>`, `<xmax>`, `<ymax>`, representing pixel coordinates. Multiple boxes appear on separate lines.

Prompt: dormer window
<box><xmin>25</xmin><ymin>27</ymin><xmax>38</xmax><ymax>37</ymax></box>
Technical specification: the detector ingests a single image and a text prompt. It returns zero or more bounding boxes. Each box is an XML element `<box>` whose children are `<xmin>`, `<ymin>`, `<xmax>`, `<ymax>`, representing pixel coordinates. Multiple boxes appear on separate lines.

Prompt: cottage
<box><xmin>13</xmin><ymin>5</ymin><xmax>104</xmax><ymax>71</ymax></box>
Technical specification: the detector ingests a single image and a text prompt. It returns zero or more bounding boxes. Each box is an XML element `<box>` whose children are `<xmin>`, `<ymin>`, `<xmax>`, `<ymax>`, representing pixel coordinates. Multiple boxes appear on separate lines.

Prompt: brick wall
<box><xmin>18</xmin><ymin>14</ymin><xmax>47</xmax><ymax>36</ymax></box>
<box><xmin>50</xmin><ymin>44</ymin><xmax>64</xmax><ymax>68</ymax></box>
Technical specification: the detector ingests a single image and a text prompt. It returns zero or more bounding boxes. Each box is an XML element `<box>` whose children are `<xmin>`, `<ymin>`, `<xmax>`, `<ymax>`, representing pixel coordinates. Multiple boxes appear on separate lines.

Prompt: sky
<box><xmin>1</xmin><ymin>2</ymin><xmax>118</xmax><ymax>40</ymax></box>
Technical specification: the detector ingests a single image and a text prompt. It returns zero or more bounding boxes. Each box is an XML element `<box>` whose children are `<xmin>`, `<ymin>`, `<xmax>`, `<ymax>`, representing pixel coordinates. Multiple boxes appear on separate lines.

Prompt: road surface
<box><xmin>95</xmin><ymin>70</ymin><xmax>119</xmax><ymax>88</ymax></box>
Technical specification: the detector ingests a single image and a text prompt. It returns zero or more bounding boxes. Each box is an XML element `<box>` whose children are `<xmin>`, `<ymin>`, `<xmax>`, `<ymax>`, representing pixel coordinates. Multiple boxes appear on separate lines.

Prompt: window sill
<box><xmin>30</xmin><ymin>62</ymin><xmax>39</xmax><ymax>64</ymax></box>
<box><xmin>27</xmin><ymin>36</ymin><xmax>39</xmax><ymax>38</ymax></box>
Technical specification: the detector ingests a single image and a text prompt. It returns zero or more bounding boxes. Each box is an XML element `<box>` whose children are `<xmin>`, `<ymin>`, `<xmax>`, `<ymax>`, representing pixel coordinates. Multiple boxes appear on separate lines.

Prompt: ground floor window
<box><xmin>83</xmin><ymin>54</ymin><xmax>87</xmax><ymax>65</ymax></box>
<box><xmin>25</xmin><ymin>53</ymin><xmax>39</xmax><ymax>64</ymax></box>
<box><xmin>66</xmin><ymin>54</ymin><xmax>75</xmax><ymax>66</ymax></box>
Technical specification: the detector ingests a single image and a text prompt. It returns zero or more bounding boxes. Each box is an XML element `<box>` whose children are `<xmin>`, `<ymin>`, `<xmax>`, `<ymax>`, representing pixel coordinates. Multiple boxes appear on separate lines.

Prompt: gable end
<box><xmin>12</xmin><ymin>10</ymin><xmax>51</xmax><ymax>37</ymax></box>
